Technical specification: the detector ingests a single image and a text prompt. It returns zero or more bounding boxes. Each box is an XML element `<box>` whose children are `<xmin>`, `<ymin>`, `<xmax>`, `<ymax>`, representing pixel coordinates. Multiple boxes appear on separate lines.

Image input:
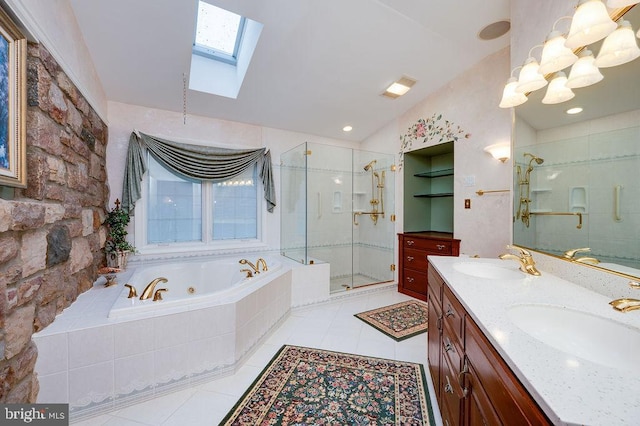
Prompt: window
<box><xmin>145</xmin><ymin>155</ymin><xmax>259</xmax><ymax>247</ymax></box>
<box><xmin>193</xmin><ymin>1</ymin><xmax>246</xmax><ymax>65</ymax></box>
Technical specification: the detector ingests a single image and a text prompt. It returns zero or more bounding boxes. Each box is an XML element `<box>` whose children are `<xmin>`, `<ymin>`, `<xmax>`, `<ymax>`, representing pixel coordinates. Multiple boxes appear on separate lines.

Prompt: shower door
<box><xmin>281</xmin><ymin>142</ymin><xmax>396</xmax><ymax>293</ymax></box>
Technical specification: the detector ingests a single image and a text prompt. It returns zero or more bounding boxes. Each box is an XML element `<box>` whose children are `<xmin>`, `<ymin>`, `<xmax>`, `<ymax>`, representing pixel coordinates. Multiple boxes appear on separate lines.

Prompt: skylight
<box><xmin>194</xmin><ymin>1</ymin><xmax>245</xmax><ymax>65</ymax></box>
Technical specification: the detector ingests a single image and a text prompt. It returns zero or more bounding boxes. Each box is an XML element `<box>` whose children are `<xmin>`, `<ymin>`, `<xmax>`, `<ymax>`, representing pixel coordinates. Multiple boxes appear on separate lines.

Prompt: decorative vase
<box><xmin>106</xmin><ymin>250</ymin><xmax>130</xmax><ymax>269</ymax></box>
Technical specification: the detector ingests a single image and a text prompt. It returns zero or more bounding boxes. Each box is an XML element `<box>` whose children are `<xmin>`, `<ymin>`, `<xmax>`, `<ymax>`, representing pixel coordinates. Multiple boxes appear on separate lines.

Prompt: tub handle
<box><xmin>241</xmin><ymin>268</ymin><xmax>254</xmax><ymax>278</ymax></box>
<box><xmin>124</xmin><ymin>284</ymin><xmax>137</xmax><ymax>299</ymax></box>
<box><xmin>153</xmin><ymin>288</ymin><xmax>168</xmax><ymax>301</ymax></box>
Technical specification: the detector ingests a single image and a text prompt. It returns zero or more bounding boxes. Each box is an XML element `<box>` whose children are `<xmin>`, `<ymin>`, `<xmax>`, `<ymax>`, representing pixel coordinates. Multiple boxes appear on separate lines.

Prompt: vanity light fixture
<box><xmin>566</xmin><ymin>106</ymin><xmax>584</xmax><ymax>114</ymax></box>
<box><xmin>539</xmin><ymin>17</ymin><xmax>579</xmax><ymax>75</ymax></box>
<box><xmin>515</xmin><ymin>47</ymin><xmax>548</xmax><ymax>93</ymax></box>
<box><xmin>566</xmin><ymin>49</ymin><xmax>604</xmax><ymax>88</ymax></box>
<box><xmin>565</xmin><ymin>0</ymin><xmax>618</xmax><ymax>49</ymax></box>
<box><xmin>542</xmin><ymin>71</ymin><xmax>575</xmax><ymax>104</ymax></box>
<box><xmin>595</xmin><ymin>19</ymin><xmax>640</xmax><ymax>67</ymax></box>
<box><xmin>499</xmin><ymin>66</ymin><xmax>528</xmax><ymax>108</ymax></box>
<box><xmin>382</xmin><ymin>76</ymin><xmax>416</xmax><ymax>99</ymax></box>
<box><xmin>606</xmin><ymin>0</ymin><xmax>640</xmax><ymax>7</ymax></box>
<box><xmin>484</xmin><ymin>142</ymin><xmax>511</xmax><ymax>162</ymax></box>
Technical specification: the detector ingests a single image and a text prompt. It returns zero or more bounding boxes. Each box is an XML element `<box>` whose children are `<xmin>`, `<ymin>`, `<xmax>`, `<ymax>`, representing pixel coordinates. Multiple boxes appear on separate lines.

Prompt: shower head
<box><xmin>524</xmin><ymin>153</ymin><xmax>544</xmax><ymax>165</ymax></box>
<box><xmin>364</xmin><ymin>160</ymin><xmax>377</xmax><ymax>171</ymax></box>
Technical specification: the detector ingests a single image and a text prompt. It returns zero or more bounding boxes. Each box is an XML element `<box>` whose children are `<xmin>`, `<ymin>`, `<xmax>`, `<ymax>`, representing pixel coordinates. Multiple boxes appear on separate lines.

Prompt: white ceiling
<box><xmin>69</xmin><ymin>0</ymin><xmax>510</xmax><ymax>141</ymax></box>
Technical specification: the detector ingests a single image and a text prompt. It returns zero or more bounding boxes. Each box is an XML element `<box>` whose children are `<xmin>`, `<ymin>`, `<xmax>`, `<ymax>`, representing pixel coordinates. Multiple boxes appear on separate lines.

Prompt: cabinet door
<box><xmin>427</xmin><ymin>288</ymin><xmax>442</xmax><ymax>400</ymax></box>
<box><xmin>465</xmin><ymin>317</ymin><xmax>551</xmax><ymax>425</ymax></box>
<box><xmin>465</xmin><ymin>356</ymin><xmax>502</xmax><ymax>426</ymax></box>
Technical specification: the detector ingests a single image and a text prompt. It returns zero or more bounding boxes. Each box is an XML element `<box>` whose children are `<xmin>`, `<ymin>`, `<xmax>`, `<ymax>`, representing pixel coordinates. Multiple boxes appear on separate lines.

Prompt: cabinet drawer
<box><xmin>403</xmin><ymin>248</ymin><xmax>429</xmax><ymax>271</ymax></box>
<box><xmin>402</xmin><ymin>269</ymin><xmax>427</xmax><ymax>295</ymax></box>
<box><xmin>403</xmin><ymin>237</ymin><xmax>453</xmax><ymax>254</ymax></box>
<box><xmin>441</xmin><ymin>340</ymin><xmax>464</xmax><ymax>424</ymax></box>
<box><xmin>442</xmin><ymin>322</ymin><xmax>463</xmax><ymax>375</ymax></box>
<box><xmin>443</xmin><ymin>286</ymin><xmax>465</xmax><ymax>343</ymax></box>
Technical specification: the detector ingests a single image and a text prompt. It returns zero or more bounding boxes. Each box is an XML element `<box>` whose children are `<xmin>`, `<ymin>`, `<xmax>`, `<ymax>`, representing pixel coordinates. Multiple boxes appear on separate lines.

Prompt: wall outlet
<box><xmin>465</xmin><ymin>199</ymin><xmax>471</xmax><ymax>209</ymax></box>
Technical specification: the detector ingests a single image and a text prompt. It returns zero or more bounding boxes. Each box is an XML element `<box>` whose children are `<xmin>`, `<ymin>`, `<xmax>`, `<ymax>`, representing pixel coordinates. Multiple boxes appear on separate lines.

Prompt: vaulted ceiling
<box><xmin>69</xmin><ymin>0</ymin><xmax>510</xmax><ymax>141</ymax></box>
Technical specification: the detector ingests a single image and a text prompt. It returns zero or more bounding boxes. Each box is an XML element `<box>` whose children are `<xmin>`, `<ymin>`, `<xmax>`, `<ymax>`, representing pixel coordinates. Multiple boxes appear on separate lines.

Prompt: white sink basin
<box><xmin>453</xmin><ymin>262</ymin><xmax>525</xmax><ymax>280</ymax></box>
<box><xmin>507</xmin><ymin>304</ymin><xmax>640</xmax><ymax>373</ymax></box>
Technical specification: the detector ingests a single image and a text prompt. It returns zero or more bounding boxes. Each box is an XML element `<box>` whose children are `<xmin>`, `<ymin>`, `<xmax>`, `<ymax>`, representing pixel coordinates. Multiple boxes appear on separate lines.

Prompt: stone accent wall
<box><xmin>0</xmin><ymin>43</ymin><xmax>109</xmax><ymax>402</ymax></box>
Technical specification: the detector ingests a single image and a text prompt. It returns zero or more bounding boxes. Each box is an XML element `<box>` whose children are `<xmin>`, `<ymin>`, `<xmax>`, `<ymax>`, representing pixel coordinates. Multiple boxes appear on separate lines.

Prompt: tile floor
<box><xmin>72</xmin><ymin>288</ymin><xmax>442</xmax><ymax>425</ymax></box>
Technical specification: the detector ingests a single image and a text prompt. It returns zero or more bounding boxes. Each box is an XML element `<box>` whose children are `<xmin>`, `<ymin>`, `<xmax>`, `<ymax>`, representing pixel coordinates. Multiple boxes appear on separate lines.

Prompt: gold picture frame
<box><xmin>0</xmin><ymin>7</ymin><xmax>26</xmax><ymax>188</ymax></box>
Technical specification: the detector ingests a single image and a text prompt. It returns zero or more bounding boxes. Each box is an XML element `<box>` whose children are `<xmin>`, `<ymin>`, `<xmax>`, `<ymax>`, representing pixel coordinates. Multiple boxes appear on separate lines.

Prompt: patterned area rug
<box><xmin>355</xmin><ymin>300</ymin><xmax>429</xmax><ymax>341</ymax></box>
<box><xmin>221</xmin><ymin>345</ymin><xmax>433</xmax><ymax>425</ymax></box>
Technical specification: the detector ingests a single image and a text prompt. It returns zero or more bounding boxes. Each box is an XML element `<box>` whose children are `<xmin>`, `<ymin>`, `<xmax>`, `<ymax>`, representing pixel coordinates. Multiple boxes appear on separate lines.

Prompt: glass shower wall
<box><xmin>280</xmin><ymin>142</ymin><xmax>395</xmax><ymax>293</ymax></box>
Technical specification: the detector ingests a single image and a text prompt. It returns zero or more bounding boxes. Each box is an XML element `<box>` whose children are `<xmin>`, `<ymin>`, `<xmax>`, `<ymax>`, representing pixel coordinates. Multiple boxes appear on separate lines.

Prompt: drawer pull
<box><xmin>406</xmin><ymin>277</ymin><xmax>414</xmax><ymax>283</ymax></box>
<box><xmin>436</xmin><ymin>244</ymin><xmax>446</xmax><ymax>250</ymax></box>
<box><xmin>406</xmin><ymin>256</ymin><xmax>414</xmax><ymax>262</ymax></box>
<box><xmin>445</xmin><ymin>306</ymin><xmax>455</xmax><ymax>318</ymax></box>
<box><xmin>406</xmin><ymin>240</ymin><xmax>415</xmax><ymax>246</ymax></box>
<box><xmin>444</xmin><ymin>375</ymin><xmax>454</xmax><ymax>394</ymax></box>
<box><xmin>443</xmin><ymin>337</ymin><xmax>453</xmax><ymax>352</ymax></box>
<box><xmin>458</xmin><ymin>360</ymin><xmax>470</xmax><ymax>398</ymax></box>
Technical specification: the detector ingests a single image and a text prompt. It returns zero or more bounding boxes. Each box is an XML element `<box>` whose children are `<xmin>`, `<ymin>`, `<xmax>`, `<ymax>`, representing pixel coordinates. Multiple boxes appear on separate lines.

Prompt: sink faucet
<box><xmin>499</xmin><ymin>245</ymin><xmax>541</xmax><ymax>276</ymax></box>
<box><xmin>239</xmin><ymin>259</ymin><xmax>260</xmax><ymax>274</ymax></box>
<box><xmin>563</xmin><ymin>247</ymin><xmax>600</xmax><ymax>265</ymax></box>
<box><xmin>256</xmin><ymin>258</ymin><xmax>268</xmax><ymax>272</ymax></box>
<box><xmin>140</xmin><ymin>277</ymin><xmax>168</xmax><ymax>300</ymax></box>
<box><xmin>610</xmin><ymin>281</ymin><xmax>640</xmax><ymax>312</ymax></box>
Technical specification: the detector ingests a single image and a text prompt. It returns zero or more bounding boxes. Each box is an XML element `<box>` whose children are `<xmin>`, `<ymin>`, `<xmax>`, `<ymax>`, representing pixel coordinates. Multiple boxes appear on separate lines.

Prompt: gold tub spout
<box><xmin>256</xmin><ymin>258</ymin><xmax>268</xmax><ymax>272</ymax></box>
<box><xmin>499</xmin><ymin>245</ymin><xmax>541</xmax><ymax>276</ymax></box>
<box><xmin>140</xmin><ymin>277</ymin><xmax>168</xmax><ymax>300</ymax></box>
<box><xmin>609</xmin><ymin>298</ymin><xmax>640</xmax><ymax>313</ymax></box>
<box><xmin>239</xmin><ymin>259</ymin><xmax>259</xmax><ymax>274</ymax></box>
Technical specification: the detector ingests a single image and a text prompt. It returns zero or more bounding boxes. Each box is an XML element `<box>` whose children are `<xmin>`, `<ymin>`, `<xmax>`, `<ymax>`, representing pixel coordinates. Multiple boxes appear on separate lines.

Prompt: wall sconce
<box><xmin>499</xmin><ymin>66</ymin><xmax>528</xmax><ymax>108</ymax></box>
<box><xmin>595</xmin><ymin>19</ymin><xmax>640</xmax><ymax>67</ymax></box>
<box><xmin>566</xmin><ymin>49</ymin><xmax>603</xmax><ymax>88</ymax></box>
<box><xmin>484</xmin><ymin>143</ymin><xmax>511</xmax><ymax>162</ymax></box>
<box><xmin>565</xmin><ymin>0</ymin><xmax>617</xmax><ymax>49</ymax></box>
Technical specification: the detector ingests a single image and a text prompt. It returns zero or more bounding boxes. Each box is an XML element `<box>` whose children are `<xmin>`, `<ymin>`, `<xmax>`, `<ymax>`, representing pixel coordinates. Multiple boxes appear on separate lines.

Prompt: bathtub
<box><xmin>109</xmin><ymin>256</ymin><xmax>282</xmax><ymax>318</ymax></box>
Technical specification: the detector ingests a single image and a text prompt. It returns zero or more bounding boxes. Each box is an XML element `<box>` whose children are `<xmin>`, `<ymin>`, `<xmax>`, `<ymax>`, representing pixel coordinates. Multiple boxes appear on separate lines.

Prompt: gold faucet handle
<box><xmin>124</xmin><ymin>284</ymin><xmax>137</xmax><ymax>298</ymax></box>
<box><xmin>153</xmin><ymin>288</ymin><xmax>168</xmax><ymax>301</ymax></box>
<box><xmin>629</xmin><ymin>281</ymin><xmax>640</xmax><ymax>290</ymax></box>
<box><xmin>563</xmin><ymin>247</ymin><xmax>591</xmax><ymax>259</ymax></box>
<box><xmin>506</xmin><ymin>245</ymin><xmax>532</xmax><ymax>257</ymax></box>
<box><xmin>240</xmin><ymin>268</ymin><xmax>253</xmax><ymax>278</ymax></box>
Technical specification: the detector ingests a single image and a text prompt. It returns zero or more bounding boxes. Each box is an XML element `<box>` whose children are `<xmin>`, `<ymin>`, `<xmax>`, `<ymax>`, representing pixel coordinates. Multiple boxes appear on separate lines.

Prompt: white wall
<box><xmin>363</xmin><ymin>48</ymin><xmax>513</xmax><ymax>258</ymax></box>
<box><xmin>4</xmin><ymin>0</ymin><xmax>108</xmax><ymax>121</ymax></box>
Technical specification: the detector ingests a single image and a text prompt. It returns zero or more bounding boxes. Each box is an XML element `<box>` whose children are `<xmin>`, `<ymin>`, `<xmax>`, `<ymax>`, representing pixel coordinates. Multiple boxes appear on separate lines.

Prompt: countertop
<box><xmin>428</xmin><ymin>256</ymin><xmax>640</xmax><ymax>426</ymax></box>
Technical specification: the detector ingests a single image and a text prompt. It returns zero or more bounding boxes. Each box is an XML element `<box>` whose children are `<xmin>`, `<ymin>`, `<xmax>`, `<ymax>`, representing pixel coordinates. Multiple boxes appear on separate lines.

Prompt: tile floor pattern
<box><xmin>71</xmin><ymin>288</ymin><xmax>442</xmax><ymax>425</ymax></box>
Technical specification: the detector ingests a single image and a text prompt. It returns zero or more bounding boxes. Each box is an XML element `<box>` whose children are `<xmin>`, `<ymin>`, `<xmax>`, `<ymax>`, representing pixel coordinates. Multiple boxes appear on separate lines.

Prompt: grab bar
<box><xmin>530</xmin><ymin>211</ymin><xmax>583</xmax><ymax>229</ymax></box>
<box><xmin>614</xmin><ymin>185</ymin><xmax>622</xmax><ymax>222</ymax></box>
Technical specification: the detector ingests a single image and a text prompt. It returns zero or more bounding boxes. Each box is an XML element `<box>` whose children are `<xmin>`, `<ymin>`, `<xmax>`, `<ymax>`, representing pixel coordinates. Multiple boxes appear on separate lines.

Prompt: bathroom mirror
<box><xmin>512</xmin><ymin>6</ymin><xmax>640</xmax><ymax>278</ymax></box>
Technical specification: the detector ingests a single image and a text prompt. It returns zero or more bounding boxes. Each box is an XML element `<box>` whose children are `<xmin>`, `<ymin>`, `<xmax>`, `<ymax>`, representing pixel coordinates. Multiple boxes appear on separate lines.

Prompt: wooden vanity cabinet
<box><xmin>398</xmin><ymin>232</ymin><xmax>460</xmax><ymax>301</ymax></box>
<box><xmin>427</xmin><ymin>264</ymin><xmax>551</xmax><ymax>426</ymax></box>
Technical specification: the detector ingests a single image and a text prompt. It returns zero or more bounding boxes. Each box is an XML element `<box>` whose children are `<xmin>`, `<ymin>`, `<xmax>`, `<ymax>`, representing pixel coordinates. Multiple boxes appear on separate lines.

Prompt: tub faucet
<box><xmin>256</xmin><ymin>258</ymin><xmax>268</xmax><ymax>272</ymax></box>
<box><xmin>610</xmin><ymin>281</ymin><xmax>640</xmax><ymax>312</ymax></box>
<box><xmin>499</xmin><ymin>245</ymin><xmax>541</xmax><ymax>276</ymax></box>
<box><xmin>239</xmin><ymin>259</ymin><xmax>259</xmax><ymax>274</ymax></box>
<box><xmin>140</xmin><ymin>277</ymin><xmax>168</xmax><ymax>300</ymax></box>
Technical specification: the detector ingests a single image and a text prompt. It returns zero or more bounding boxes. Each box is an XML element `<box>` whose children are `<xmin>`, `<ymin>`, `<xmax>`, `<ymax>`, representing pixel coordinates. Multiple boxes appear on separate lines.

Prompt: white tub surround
<box><xmin>428</xmin><ymin>256</ymin><xmax>640</xmax><ymax>426</ymax></box>
<box><xmin>33</xmin><ymin>255</ymin><xmax>330</xmax><ymax>421</ymax></box>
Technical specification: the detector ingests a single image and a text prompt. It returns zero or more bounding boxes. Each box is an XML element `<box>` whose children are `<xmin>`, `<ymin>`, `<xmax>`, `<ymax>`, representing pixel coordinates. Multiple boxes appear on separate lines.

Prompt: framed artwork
<box><xmin>0</xmin><ymin>7</ymin><xmax>26</xmax><ymax>188</ymax></box>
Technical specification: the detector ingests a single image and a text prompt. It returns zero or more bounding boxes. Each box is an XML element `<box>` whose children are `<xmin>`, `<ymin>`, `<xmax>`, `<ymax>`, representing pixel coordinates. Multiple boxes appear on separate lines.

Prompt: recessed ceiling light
<box><xmin>382</xmin><ymin>76</ymin><xmax>417</xmax><ymax>99</ymax></box>
<box><xmin>343</xmin><ymin>125</ymin><xmax>353</xmax><ymax>132</ymax></box>
<box><xmin>566</xmin><ymin>107</ymin><xmax>583</xmax><ymax>115</ymax></box>
<box><xmin>478</xmin><ymin>20</ymin><xmax>511</xmax><ymax>41</ymax></box>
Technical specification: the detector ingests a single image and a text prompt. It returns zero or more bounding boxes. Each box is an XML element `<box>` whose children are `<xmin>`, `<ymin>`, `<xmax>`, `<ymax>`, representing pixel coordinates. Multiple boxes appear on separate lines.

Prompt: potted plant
<box><xmin>104</xmin><ymin>199</ymin><xmax>135</xmax><ymax>269</ymax></box>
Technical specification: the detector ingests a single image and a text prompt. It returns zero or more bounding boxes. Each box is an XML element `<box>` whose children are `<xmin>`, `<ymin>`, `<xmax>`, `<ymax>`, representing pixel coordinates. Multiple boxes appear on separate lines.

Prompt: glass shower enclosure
<box><xmin>281</xmin><ymin>142</ymin><xmax>396</xmax><ymax>293</ymax></box>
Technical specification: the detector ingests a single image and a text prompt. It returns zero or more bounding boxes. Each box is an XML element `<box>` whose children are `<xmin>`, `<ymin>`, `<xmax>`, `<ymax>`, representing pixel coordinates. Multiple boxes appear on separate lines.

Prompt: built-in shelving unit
<box><xmin>403</xmin><ymin>142</ymin><xmax>454</xmax><ymax>232</ymax></box>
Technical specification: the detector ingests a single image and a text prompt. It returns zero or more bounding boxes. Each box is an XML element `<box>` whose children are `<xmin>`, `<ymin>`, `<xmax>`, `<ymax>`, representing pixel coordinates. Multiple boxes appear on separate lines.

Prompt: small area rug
<box><xmin>355</xmin><ymin>300</ymin><xmax>429</xmax><ymax>341</ymax></box>
<box><xmin>220</xmin><ymin>345</ymin><xmax>433</xmax><ymax>425</ymax></box>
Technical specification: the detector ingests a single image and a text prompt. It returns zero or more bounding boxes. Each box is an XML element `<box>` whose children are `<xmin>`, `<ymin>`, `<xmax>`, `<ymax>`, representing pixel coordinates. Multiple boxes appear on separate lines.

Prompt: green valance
<box><xmin>121</xmin><ymin>131</ymin><xmax>276</xmax><ymax>213</ymax></box>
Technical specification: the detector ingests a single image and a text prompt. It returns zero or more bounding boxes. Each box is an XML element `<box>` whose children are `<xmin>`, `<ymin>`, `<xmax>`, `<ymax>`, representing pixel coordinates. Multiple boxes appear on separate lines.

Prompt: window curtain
<box><xmin>121</xmin><ymin>131</ymin><xmax>276</xmax><ymax>213</ymax></box>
